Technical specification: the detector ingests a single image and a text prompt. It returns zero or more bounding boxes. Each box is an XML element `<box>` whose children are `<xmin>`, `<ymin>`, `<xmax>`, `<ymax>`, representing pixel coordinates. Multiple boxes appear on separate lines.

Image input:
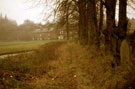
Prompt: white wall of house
<box><xmin>58</xmin><ymin>35</ymin><xmax>64</xmax><ymax>40</ymax></box>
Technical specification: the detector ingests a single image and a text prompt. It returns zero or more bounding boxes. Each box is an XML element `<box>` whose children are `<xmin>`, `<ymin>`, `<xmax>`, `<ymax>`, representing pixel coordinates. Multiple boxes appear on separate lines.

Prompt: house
<box><xmin>57</xmin><ymin>24</ymin><xmax>78</xmax><ymax>40</ymax></box>
<box><xmin>58</xmin><ymin>30</ymin><xmax>66</xmax><ymax>40</ymax></box>
<box><xmin>32</xmin><ymin>28</ymin><xmax>57</xmax><ymax>40</ymax></box>
<box><xmin>32</xmin><ymin>23</ymin><xmax>78</xmax><ymax>40</ymax></box>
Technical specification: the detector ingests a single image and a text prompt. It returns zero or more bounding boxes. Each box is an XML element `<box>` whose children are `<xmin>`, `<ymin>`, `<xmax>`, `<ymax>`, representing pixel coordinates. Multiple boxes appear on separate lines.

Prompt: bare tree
<box><xmin>87</xmin><ymin>0</ymin><xmax>98</xmax><ymax>45</ymax></box>
<box><xmin>78</xmin><ymin>0</ymin><xmax>88</xmax><ymax>45</ymax></box>
<box><xmin>104</xmin><ymin>0</ymin><xmax>117</xmax><ymax>53</ymax></box>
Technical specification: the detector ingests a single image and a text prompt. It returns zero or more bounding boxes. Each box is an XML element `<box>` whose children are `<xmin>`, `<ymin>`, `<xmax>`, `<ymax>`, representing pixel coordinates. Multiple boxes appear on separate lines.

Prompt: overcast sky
<box><xmin>0</xmin><ymin>0</ymin><xmax>134</xmax><ymax>25</ymax></box>
<box><xmin>0</xmin><ymin>0</ymin><xmax>54</xmax><ymax>25</ymax></box>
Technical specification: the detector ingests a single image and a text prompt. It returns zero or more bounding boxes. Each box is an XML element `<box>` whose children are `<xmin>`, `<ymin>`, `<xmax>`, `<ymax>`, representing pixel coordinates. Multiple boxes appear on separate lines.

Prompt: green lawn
<box><xmin>0</xmin><ymin>40</ymin><xmax>57</xmax><ymax>55</ymax></box>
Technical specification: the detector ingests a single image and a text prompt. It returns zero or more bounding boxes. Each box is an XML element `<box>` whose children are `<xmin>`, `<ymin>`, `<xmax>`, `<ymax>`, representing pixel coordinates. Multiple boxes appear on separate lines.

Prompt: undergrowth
<box><xmin>0</xmin><ymin>41</ymin><xmax>135</xmax><ymax>89</ymax></box>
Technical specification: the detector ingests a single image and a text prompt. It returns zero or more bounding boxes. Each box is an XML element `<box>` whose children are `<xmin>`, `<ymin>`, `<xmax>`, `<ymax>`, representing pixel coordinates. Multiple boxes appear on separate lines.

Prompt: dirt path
<box><xmin>0</xmin><ymin>50</ymin><xmax>34</xmax><ymax>58</ymax></box>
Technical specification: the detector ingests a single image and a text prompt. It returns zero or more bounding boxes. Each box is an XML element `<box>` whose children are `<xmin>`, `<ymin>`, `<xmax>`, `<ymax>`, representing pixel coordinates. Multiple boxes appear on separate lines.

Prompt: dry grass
<box><xmin>0</xmin><ymin>41</ymin><xmax>135</xmax><ymax>89</ymax></box>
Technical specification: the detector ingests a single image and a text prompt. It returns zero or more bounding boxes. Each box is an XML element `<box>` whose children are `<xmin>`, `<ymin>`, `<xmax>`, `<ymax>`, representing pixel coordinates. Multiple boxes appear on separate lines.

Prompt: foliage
<box><xmin>18</xmin><ymin>20</ymin><xmax>39</xmax><ymax>41</ymax></box>
<box><xmin>0</xmin><ymin>15</ymin><xmax>41</xmax><ymax>41</ymax></box>
<box><xmin>0</xmin><ymin>15</ymin><xmax>18</xmax><ymax>41</ymax></box>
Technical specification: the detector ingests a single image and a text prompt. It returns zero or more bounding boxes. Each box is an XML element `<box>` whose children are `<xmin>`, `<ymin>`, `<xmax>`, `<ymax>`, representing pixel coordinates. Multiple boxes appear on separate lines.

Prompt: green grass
<box><xmin>0</xmin><ymin>40</ymin><xmax>58</xmax><ymax>54</ymax></box>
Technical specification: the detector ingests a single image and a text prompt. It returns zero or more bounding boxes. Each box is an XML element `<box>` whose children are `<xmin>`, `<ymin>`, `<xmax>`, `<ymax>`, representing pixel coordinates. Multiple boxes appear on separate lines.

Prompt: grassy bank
<box><xmin>0</xmin><ymin>41</ymin><xmax>134</xmax><ymax>89</ymax></box>
<box><xmin>0</xmin><ymin>40</ymin><xmax>58</xmax><ymax>55</ymax></box>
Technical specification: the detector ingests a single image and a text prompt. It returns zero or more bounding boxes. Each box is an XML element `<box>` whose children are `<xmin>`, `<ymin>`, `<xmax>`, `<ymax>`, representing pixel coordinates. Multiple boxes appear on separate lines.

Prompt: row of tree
<box><xmin>49</xmin><ymin>0</ymin><xmax>135</xmax><ymax>64</ymax></box>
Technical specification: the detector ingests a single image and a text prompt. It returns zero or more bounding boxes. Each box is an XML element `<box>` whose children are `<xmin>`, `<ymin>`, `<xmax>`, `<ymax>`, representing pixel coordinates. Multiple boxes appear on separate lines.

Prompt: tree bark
<box><xmin>99</xmin><ymin>0</ymin><xmax>104</xmax><ymax>47</ymax></box>
<box><xmin>99</xmin><ymin>0</ymin><xmax>103</xmax><ymax>32</ymax></box>
<box><xmin>116</xmin><ymin>0</ymin><xmax>127</xmax><ymax>64</ymax></box>
<box><xmin>119</xmin><ymin>0</ymin><xmax>127</xmax><ymax>36</ymax></box>
<box><xmin>105</xmin><ymin>0</ymin><xmax>117</xmax><ymax>53</ymax></box>
<box><xmin>87</xmin><ymin>0</ymin><xmax>98</xmax><ymax>45</ymax></box>
<box><xmin>78</xmin><ymin>0</ymin><xmax>88</xmax><ymax>45</ymax></box>
<box><xmin>66</xmin><ymin>4</ymin><xmax>69</xmax><ymax>40</ymax></box>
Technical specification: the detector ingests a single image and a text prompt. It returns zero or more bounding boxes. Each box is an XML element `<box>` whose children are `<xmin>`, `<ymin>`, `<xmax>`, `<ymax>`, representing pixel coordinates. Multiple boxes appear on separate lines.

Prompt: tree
<box><xmin>87</xmin><ymin>0</ymin><xmax>98</xmax><ymax>45</ymax></box>
<box><xmin>119</xmin><ymin>0</ymin><xmax>127</xmax><ymax>37</ymax></box>
<box><xmin>18</xmin><ymin>20</ymin><xmax>38</xmax><ymax>41</ymax></box>
<box><xmin>104</xmin><ymin>0</ymin><xmax>117</xmax><ymax>54</ymax></box>
<box><xmin>99</xmin><ymin>0</ymin><xmax>104</xmax><ymax>32</ymax></box>
<box><xmin>116</xmin><ymin>0</ymin><xmax>127</xmax><ymax>63</ymax></box>
<box><xmin>0</xmin><ymin>15</ymin><xmax>18</xmax><ymax>41</ymax></box>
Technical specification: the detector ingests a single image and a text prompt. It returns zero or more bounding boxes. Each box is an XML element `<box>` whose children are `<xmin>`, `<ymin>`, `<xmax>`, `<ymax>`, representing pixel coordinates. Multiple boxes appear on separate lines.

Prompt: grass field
<box><xmin>0</xmin><ymin>40</ymin><xmax>58</xmax><ymax>55</ymax></box>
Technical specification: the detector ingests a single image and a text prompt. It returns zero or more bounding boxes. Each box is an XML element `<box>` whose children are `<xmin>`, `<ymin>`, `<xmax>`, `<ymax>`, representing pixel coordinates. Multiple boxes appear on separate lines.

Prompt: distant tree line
<box><xmin>0</xmin><ymin>15</ymin><xmax>39</xmax><ymax>41</ymax></box>
<box><xmin>0</xmin><ymin>14</ymin><xmax>18</xmax><ymax>41</ymax></box>
<box><xmin>18</xmin><ymin>20</ymin><xmax>39</xmax><ymax>41</ymax></box>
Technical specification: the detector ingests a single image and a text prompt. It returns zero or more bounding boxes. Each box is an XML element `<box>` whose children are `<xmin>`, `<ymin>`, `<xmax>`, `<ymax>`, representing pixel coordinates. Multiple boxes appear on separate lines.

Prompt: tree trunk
<box><xmin>99</xmin><ymin>0</ymin><xmax>104</xmax><ymax>47</ymax></box>
<box><xmin>87</xmin><ymin>0</ymin><xmax>98</xmax><ymax>45</ymax></box>
<box><xmin>66</xmin><ymin>5</ymin><xmax>69</xmax><ymax>40</ymax></box>
<box><xmin>105</xmin><ymin>0</ymin><xmax>117</xmax><ymax>54</ymax></box>
<box><xmin>99</xmin><ymin>0</ymin><xmax>103</xmax><ymax>32</ymax></box>
<box><xmin>116</xmin><ymin>0</ymin><xmax>127</xmax><ymax>64</ymax></box>
<box><xmin>119</xmin><ymin>0</ymin><xmax>127</xmax><ymax>36</ymax></box>
<box><xmin>78</xmin><ymin>0</ymin><xmax>88</xmax><ymax>45</ymax></box>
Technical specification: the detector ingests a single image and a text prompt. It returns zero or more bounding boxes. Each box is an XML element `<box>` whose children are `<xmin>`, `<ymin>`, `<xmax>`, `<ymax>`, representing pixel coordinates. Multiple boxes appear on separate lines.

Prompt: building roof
<box><xmin>32</xmin><ymin>28</ymin><xmax>54</xmax><ymax>33</ymax></box>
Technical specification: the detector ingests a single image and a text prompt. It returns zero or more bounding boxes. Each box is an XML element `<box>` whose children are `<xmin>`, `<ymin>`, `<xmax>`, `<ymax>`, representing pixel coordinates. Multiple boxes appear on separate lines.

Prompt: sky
<box><xmin>0</xmin><ymin>0</ymin><xmax>54</xmax><ymax>25</ymax></box>
<box><xmin>0</xmin><ymin>0</ymin><xmax>134</xmax><ymax>25</ymax></box>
